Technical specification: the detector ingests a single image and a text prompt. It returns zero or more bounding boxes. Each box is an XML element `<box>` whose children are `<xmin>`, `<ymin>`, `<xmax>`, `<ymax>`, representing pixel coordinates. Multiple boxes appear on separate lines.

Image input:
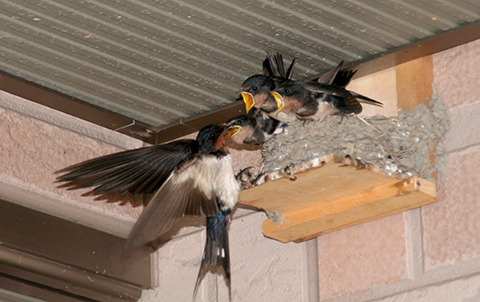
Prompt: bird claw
<box><xmin>337</xmin><ymin>113</ymin><xmax>353</xmax><ymax>124</ymax></box>
<box><xmin>274</xmin><ymin>122</ymin><xmax>288</xmax><ymax>135</ymax></box>
<box><xmin>264</xmin><ymin>209</ymin><xmax>287</xmax><ymax>225</ymax></box>
<box><xmin>284</xmin><ymin>163</ymin><xmax>298</xmax><ymax>181</ymax></box>
<box><xmin>302</xmin><ymin>119</ymin><xmax>313</xmax><ymax>127</ymax></box>
<box><xmin>284</xmin><ymin>158</ymin><xmax>323</xmax><ymax>176</ymax></box>
<box><xmin>252</xmin><ymin>171</ymin><xmax>282</xmax><ymax>186</ymax></box>
<box><xmin>253</xmin><ymin>157</ymin><xmax>327</xmax><ymax>187</ymax></box>
<box><xmin>235</xmin><ymin>166</ymin><xmax>258</xmax><ymax>190</ymax></box>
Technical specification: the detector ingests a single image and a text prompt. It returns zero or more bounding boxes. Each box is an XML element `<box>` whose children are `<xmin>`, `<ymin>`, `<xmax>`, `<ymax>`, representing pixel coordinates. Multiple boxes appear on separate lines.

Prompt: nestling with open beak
<box><xmin>239</xmin><ymin>52</ymin><xmax>295</xmax><ymax>115</ymax></box>
<box><xmin>225</xmin><ymin>108</ymin><xmax>286</xmax><ymax>146</ymax></box>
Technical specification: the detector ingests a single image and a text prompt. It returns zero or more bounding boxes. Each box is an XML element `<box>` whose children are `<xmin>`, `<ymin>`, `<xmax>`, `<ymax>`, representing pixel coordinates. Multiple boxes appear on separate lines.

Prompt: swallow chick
<box><xmin>239</xmin><ymin>52</ymin><xmax>296</xmax><ymax>114</ymax></box>
<box><xmin>268</xmin><ymin>80</ymin><xmax>312</xmax><ymax>123</ymax></box>
<box><xmin>270</xmin><ymin>61</ymin><xmax>383</xmax><ymax>122</ymax></box>
<box><xmin>225</xmin><ymin>108</ymin><xmax>286</xmax><ymax>146</ymax></box>
<box><xmin>266</xmin><ymin>60</ymin><xmax>347</xmax><ymax>122</ymax></box>
<box><xmin>294</xmin><ymin>81</ymin><xmax>383</xmax><ymax>120</ymax></box>
<box><xmin>240</xmin><ymin>76</ymin><xmax>278</xmax><ymax>114</ymax></box>
<box><xmin>55</xmin><ymin>123</ymin><xmax>242</xmax><ymax>299</ymax></box>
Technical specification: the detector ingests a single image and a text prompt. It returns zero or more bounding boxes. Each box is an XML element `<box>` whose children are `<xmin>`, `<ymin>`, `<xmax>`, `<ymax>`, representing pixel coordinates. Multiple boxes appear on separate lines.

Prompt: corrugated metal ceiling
<box><xmin>1</xmin><ymin>0</ymin><xmax>479</xmax><ymax>129</ymax></box>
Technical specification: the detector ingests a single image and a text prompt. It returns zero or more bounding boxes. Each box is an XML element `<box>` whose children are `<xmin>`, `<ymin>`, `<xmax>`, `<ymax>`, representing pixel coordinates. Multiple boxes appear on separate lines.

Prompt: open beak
<box><xmin>216</xmin><ymin>125</ymin><xmax>242</xmax><ymax>149</ymax></box>
<box><xmin>241</xmin><ymin>92</ymin><xmax>255</xmax><ymax>113</ymax></box>
<box><xmin>225</xmin><ymin>125</ymin><xmax>242</xmax><ymax>138</ymax></box>
<box><xmin>270</xmin><ymin>91</ymin><xmax>284</xmax><ymax>112</ymax></box>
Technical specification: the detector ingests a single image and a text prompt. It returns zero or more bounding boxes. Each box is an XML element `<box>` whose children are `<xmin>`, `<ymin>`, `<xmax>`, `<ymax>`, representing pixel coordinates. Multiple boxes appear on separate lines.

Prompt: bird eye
<box><xmin>209</xmin><ymin>133</ymin><xmax>216</xmax><ymax>139</ymax></box>
<box><xmin>235</xmin><ymin>120</ymin><xmax>242</xmax><ymax>125</ymax></box>
<box><xmin>284</xmin><ymin>88</ymin><xmax>290</xmax><ymax>94</ymax></box>
<box><xmin>252</xmin><ymin>86</ymin><xmax>258</xmax><ymax>91</ymax></box>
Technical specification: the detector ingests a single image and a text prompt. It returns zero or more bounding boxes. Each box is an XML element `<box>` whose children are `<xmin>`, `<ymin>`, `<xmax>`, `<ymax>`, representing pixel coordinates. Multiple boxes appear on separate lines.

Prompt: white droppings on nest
<box><xmin>261</xmin><ymin>92</ymin><xmax>449</xmax><ymax>183</ymax></box>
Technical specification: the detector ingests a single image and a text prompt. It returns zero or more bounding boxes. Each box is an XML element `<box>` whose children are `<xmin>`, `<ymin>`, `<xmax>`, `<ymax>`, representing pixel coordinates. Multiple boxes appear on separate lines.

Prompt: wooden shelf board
<box><xmin>239</xmin><ymin>155</ymin><xmax>437</xmax><ymax>243</ymax></box>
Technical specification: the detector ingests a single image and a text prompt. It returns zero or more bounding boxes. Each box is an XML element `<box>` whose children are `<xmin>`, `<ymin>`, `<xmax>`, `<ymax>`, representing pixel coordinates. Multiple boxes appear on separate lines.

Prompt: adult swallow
<box><xmin>239</xmin><ymin>52</ymin><xmax>295</xmax><ymax>114</ymax></box>
<box><xmin>225</xmin><ymin>108</ymin><xmax>286</xmax><ymax>146</ymax></box>
<box><xmin>55</xmin><ymin>123</ymin><xmax>242</xmax><ymax>298</ymax></box>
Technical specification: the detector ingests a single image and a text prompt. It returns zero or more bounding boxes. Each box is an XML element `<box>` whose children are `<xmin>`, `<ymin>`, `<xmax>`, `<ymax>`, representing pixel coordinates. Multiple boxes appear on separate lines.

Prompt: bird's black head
<box><xmin>226</xmin><ymin>114</ymin><xmax>256</xmax><ymax>132</ymax></box>
<box><xmin>197</xmin><ymin>123</ymin><xmax>226</xmax><ymax>154</ymax></box>
<box><xmin>225</xmin><ymin>116</ymin><xmax>242</xmax><ymax>128</ymax></box>
<box><xmin>275</xmin><ymin>80</ymin><xmax>308</xmax><ymax>99</ymax></box>
<box><xmin>197</xmin><ymin>123</ymin><xmax>241</xmax><ymax>155</ymax></box>
<box><xmin>240</xmin><ymin>75</ymin><xmax>277</xmax><ymax>113</ymax></box>
<box><xmin>225</xmin><ymin>115</ymin><xmax>256</xmax><ymax>146</ymax></box>
<box><xmin>240</xmin><ymin>75</ymin><xmax>275</xmax><ymax>95</ymax></box>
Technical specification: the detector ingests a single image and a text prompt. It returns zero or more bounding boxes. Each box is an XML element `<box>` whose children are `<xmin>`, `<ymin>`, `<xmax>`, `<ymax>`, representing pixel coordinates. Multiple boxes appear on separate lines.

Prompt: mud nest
<box><xmin>261</xmin><ymin>91</ymin><xmax>449</xmax><ymax>183</ymax></box>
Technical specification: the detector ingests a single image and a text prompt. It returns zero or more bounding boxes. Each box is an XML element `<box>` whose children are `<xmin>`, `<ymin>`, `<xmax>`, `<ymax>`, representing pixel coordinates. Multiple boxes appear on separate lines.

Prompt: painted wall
<box><xmin>0</xmin><ymin>38</ymin><xmax>479</xmax><ymax>302</ymax></box>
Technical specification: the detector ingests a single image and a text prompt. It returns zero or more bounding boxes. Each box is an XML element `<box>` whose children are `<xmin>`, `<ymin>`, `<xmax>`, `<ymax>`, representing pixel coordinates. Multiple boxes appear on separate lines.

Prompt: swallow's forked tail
<box><xmin>354</xmin><ymin>93</ymin><xmax>384</xmax><ymax>107</ymax></box>
<box><xmin>193</xmin><ymin>208</ymin><xmax>231</xmax><ymax>301</ymax></box>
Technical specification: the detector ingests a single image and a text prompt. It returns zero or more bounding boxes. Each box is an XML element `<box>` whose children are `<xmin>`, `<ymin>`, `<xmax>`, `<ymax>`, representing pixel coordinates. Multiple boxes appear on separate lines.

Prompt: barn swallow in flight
<box><xmin>225</xmin><ymin>108</ymin><xmax>286</xmax><ymax>146</ymax></box>
<box><xmin>239</xmin><ymin>52</ymin><xmax>295</xmax><ymax>114</ymax></box>
<box><xmin>270</xmin><ymin>60</ymin><xmax>383</xmax><ymax>121</ymax></box>
<box><xmin>55</xmin><ymin>123</ymin><xmax>242</xmax><ymax>299</ymax></box>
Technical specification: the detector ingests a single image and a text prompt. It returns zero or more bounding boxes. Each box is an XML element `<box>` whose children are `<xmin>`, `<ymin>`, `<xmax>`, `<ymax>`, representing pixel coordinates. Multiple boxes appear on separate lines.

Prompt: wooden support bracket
<box><xmin>239</xmin><ymin>155</ymin><xmax>436</xmax><ymax>243</ymax></box>
<box><xmin>396</xmin><ymin>55</ymin><xmax>434</xmax><ymax>110</ymax></box>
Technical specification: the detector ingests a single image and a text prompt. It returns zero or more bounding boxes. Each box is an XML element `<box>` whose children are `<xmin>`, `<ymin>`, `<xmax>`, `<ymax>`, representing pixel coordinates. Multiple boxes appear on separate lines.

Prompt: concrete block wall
<box><xmin>1</xmin><ymin>38</ymin><xmax>479</xmax><ymax>302</ymax></box>
<box><xmin>0</xmin><ymin>91</ymin><xmax>144</xmax><ymax>238</ymax></box>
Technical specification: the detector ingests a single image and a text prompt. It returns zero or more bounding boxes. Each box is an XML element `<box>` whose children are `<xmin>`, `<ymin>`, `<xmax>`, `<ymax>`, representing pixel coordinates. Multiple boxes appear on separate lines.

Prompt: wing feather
<box><xmin>125</xmin><ymin>154</ymin><xmax>221</xmax><ymax>250</ymax></box>
<box><xmin>333</xmin><ymin>70</ymin><xmax>357</xmax><ymax>87</ymax></box>
<box><xmin>315</xmin><ymin>60</ymin><xmax>343</xmax><ymax>85</ymax></box>
<box><xmin>56</xmin><ymin>140</ymin><xmax>197</xmax><ymax>198</ymax></box>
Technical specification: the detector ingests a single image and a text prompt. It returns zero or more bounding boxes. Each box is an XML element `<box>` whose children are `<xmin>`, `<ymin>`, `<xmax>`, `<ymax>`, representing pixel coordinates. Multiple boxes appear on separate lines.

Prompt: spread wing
<box><xmin>125</xmin><ymin>154</ymin><xmax>221</xmax><ymax>250</ymax></box>
<box><xmin>55</xmin><ymin>140</ymin><xmax>197</xmax><ymax>199</ymax></box>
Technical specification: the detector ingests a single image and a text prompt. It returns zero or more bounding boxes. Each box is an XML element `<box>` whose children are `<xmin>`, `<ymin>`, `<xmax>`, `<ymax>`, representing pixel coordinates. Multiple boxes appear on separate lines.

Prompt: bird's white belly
<box><xmin>195</xmin><ymin>155</ymin><xmax>240</xmax><ymax>210</ymax></box>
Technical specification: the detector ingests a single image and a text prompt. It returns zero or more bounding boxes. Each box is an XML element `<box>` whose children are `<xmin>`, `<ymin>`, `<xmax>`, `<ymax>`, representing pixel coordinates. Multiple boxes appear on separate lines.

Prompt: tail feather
<box><xmin>353</xmin><ymin>93</ymin><xmax>384</xmax><ymax>107</ymax></box>
<box><xmin>193</xmin><ymin>208</ymin><xmax>232</xmax><ymax>300</ymax></box>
